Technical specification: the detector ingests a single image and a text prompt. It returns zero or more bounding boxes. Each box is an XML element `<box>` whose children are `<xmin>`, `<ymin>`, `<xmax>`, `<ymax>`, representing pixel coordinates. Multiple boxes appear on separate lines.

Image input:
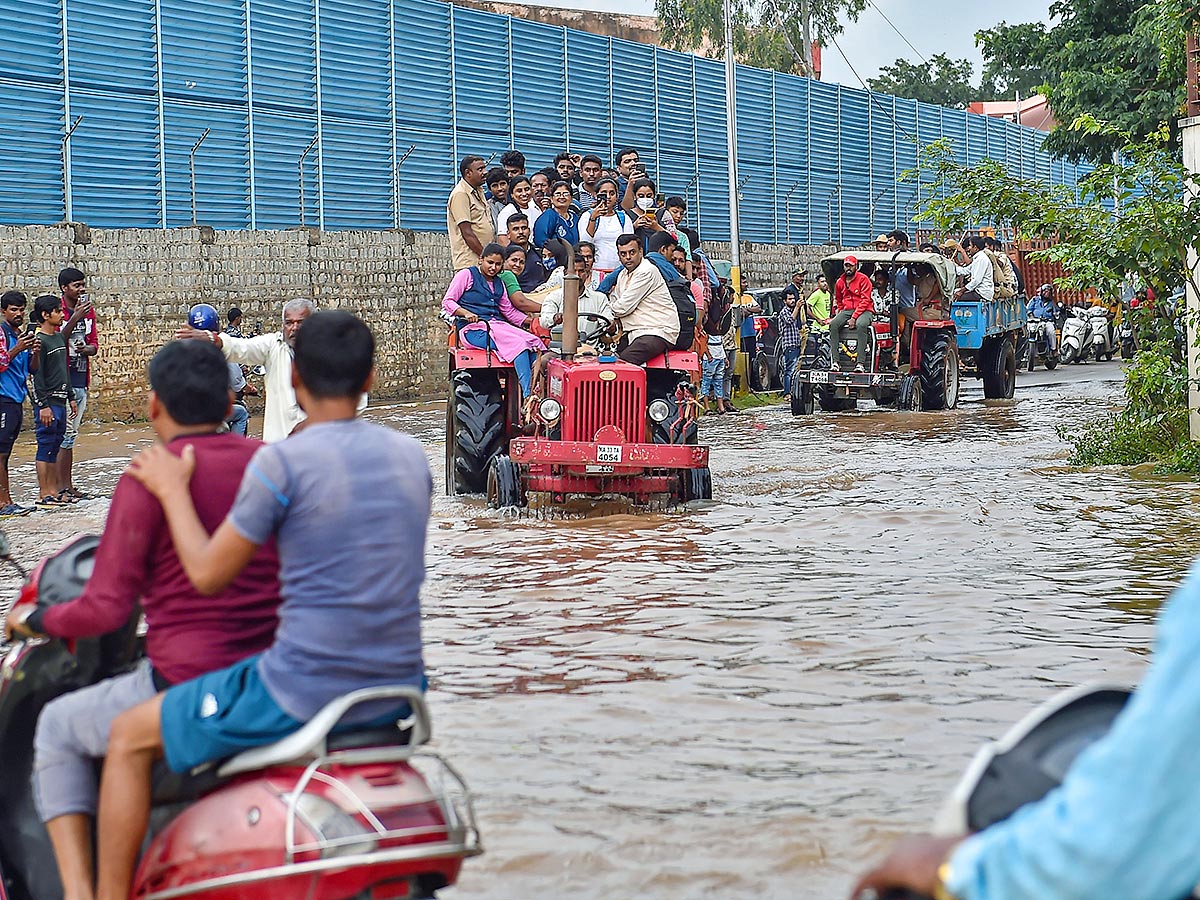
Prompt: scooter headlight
<box><xmin>538</xmin><ymin>398</ymin><xmax>562</xmax><ymax>422</ymax></box>
<box><xmin>648</xmin><ymin>399</ymin><xmax>672</xmax><ymax>422</ymax></box>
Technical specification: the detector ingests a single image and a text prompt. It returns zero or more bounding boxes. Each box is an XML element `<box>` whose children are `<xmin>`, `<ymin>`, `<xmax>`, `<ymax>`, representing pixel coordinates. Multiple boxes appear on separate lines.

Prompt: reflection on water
<box><xmin>6</xmin><ymin>369</ymin><xmax>1196</xmax><ymax>899</ymax></box>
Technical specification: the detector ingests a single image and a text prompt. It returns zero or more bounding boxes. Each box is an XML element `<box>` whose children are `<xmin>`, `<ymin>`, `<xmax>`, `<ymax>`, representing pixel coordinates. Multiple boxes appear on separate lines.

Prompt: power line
<box><xmin>826</xmin><ymin>31</ymin><xmax>917</xmax><ymax>143</ymax></box>
<box><xmin>864</xmin><ymin>0</ymin><xmax>929</xmax><ymax>65</ymax></box>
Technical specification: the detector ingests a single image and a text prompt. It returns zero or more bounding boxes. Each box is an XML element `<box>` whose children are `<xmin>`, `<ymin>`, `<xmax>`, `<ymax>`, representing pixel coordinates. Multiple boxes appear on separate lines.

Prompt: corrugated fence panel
<box><xmin>164</xmin><ymin>101</ymin><xmax>250</xmax><ymax>227</ymax></box>
<box><xmin>566</xmin><ymin>31</ymin><xmax>612</xmax><ymax>160</ymax></box>
<box><xmin>67</xmin><ymin>0</ymin><xmax>157</xmax><ymax>93</ymax></box>
<box><xmin>159</xmin><ymin>0</ymin><xmax>248</xmax><ymax>228</ymax></box>
<box><xmin>692</xmin><ymin>55</ymin><xmax>728</xmax><ymax>241</ymax></box>
<box><xmin>966</xmin><ymin>112</ymin><xmax>988</xmax><ymax>167</ymax></box>
<box><xmin>838</xmin><ymin>85</ymin><xmax>870</xmax><ymax>244</ymax></box>
<box><xmin>393</xmin><ymin>0</ymin><xmax>453</xmax><ymax>219</ymax></box>
<box><xmin>68</xmin><ymin>90</ymin><xmax>162</xmax><ymax>226</ymax></box>
<box><xmin>808</xmin><ymin>79</ymin><xmax>839</xmax><ymax>244</ymax></box>
<box><xmin>867</xmin><ymin>93</ymin><xmax>897</xmax><ymax>236</ymax></box>
<box><xmin>451</xmin><ymin>5</ymin><xmax>508</xmax><ymax>156</ymax></box>
<box><xmin>774</xmin><ymin>76</ymin><xmax>808</xmax><ymax>245</ymax></box>
<box><xmin>893</xmin><ymin>98</ymin><xmax>918</xmax><ymax>226</ymax></box>
<box><xmin>985</xmin><ymin>115</ymin><xmax>1009</xmax><ymax>166</ymax></box>
<box><xmin>0</xmin><ymin>0</ymin><xmax>63</xmax><ymax>224</ymax></box>
<box><xmin>511</xmin><ymin>19</ymin><xmax>565</xmax><ymax>164</ymax></box>
<box><xmin>611</xmin><ymin>39</ymin><xmax>655</xmax><ymax>162</ymax></box>
<box><xmin>250</xmin><ymin>0</ymin><xmax>315</xmax><ymax>227</ymax></box>
<box><xmin>654</xmin><ymin>49</ymin><xmax>697</xmax><ymax>224</ymax></box>
<box><xmin>736</xmin><ymin>66</ymin><xmax>774</xmax><ymax>243</ymax></box>
<box><xmin>0</xmin><ymin>82</ymin><xmax>65</xmax><ymax>224</ymax></box>
<box><xmin>320</xmin><ymin>0</ymin><xmax>392</xmax><ymax>228</ymax></box>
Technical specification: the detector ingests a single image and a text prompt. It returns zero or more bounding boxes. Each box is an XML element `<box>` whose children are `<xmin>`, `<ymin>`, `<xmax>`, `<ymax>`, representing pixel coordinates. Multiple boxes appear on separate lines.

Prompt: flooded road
<box><xmin>4</xmin><ymin>362</ymin><xmax>1197</xmax><ymax>898</ymax></box>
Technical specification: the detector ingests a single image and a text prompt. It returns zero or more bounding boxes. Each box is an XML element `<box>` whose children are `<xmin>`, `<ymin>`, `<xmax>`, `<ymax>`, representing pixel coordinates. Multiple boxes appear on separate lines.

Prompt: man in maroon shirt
<box><xmin>828</xmin><ymin>255</ymin><xmax>874</xmax><ymax>372</ymax></box>
<box><xmin>3</xmin><ymin>340</ymin><xmax>282</xmax><ymax>900</ymax></box>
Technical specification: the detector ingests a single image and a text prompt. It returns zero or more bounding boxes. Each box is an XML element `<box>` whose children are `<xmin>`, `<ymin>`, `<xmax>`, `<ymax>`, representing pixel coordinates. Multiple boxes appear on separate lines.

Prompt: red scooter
<box><xmin>0</xmin><ymin>534</ymin><xmax>481</xmax><ymax>900</ymax></box>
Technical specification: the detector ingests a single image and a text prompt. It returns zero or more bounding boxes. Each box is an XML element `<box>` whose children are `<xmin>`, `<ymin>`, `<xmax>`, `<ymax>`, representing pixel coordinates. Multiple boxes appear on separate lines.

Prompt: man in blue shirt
<box><xmin>1027</xmin><ymin>283</ymin><xmax>1059</xmax><ymax>356</ymax></box>
<box><xmin>93</xmin><ymin>311</ymin><xmax>431</xmax><ymax>900</ymax></box>
<box><xmin>0</xmin><ymin>291</ymin><xmax>37</xmax><ymax>516</ymax></box>
<box><xmin>852</xmin><ymin>557</ymin><xmax>1200</xmax><ymax>900</ymax></box>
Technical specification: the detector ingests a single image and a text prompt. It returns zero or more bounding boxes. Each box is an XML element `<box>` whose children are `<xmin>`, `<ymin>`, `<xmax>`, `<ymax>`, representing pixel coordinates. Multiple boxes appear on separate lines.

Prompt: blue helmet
<box><xmin>187</xmin><ymin>303</ymin><xmax>220</xmax><ymax>332</ymax></box>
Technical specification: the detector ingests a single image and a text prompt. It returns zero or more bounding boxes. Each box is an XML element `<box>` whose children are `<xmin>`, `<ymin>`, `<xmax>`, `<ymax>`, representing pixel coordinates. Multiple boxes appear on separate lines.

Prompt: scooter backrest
<box><xmin>35</xmin><ymin>534</ymin><xmax>100</xmax><ymax>612</ymax></box>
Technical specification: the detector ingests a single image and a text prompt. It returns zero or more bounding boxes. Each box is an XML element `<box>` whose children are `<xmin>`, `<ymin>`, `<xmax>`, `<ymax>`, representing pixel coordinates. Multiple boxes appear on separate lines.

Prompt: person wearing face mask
<box><xmin>497</xmin><ymin>175</ymin><xmax>541</xmax><ymax>240</ymax></box>
<box><xmin>626</xmin><ymin>177</ymin><xmax>676</xmax><ymax>250</ymax></box>
<box><xmin>577</xmin><ymin>177</ymin><xmax>633</xmax><ymax>278</ymax></box>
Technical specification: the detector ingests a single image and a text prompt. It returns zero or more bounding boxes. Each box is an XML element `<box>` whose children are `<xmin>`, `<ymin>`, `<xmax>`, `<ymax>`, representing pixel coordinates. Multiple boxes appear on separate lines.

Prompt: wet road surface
<box><xmin>3</xmin><ymin>359</ymin><xmax>1194</xmax><ymax>899</ymax></box>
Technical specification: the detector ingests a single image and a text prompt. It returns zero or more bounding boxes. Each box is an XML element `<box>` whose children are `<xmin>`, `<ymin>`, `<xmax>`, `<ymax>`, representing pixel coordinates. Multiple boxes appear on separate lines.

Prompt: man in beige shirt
<box><xmin>608</xmin><ymin>233</ymin><xmax>679</xmax><ymax>364</ymax></box>
<box><xmin>446</xmin><ymin>155</ymin><xmax>494</xmax><ymax>271</ymax></box>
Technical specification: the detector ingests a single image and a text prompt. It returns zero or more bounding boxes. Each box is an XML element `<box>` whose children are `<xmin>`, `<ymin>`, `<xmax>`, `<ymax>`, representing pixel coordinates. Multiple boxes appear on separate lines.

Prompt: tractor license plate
<box><xmin>586</xmin><ymin>464</ymin><xmax>615</xmax><ymax>474</ymax></box>
<box><xmin>596</xmin><ymin>445</ymin><xmax>623</xmax><ymax>463</ymax></box>
<box><xmin>808</xmin><ymin>371</ymin><xmax>829</xmax><ymax>384</ymax></box>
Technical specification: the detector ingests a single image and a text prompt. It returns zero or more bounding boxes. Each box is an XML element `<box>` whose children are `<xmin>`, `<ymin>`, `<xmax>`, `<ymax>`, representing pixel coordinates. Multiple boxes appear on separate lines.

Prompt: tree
<box><xmin>866</xmin><ymin>54</ymin><xmax>974</xmax><ymax>109</ymax></box>
<box><xmin>974</xmin><ymin>21</ymin><xmax>1047</xmax><ymax>100</ymax></box>
<box><xmin>655</xmin><ymin>0</ymin><xmax>867</xmax><ymax>76</ymax></box>
<box><xmin>973</xmin><ymin>0</ymin><xmax>1185</xmax><ymax>163</ymax></box>
<box><xmin>912</xmin><ymin>117</ymin><xmax>1200</xmax><ymax>468</ymax></box>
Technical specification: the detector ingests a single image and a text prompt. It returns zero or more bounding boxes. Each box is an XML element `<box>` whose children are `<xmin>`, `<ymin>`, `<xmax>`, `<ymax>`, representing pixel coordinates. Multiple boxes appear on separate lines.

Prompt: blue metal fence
<box><xmin>0</xmin><ymin>0</ymin><xmax>1090</xmax><ymax>243</ymax></box>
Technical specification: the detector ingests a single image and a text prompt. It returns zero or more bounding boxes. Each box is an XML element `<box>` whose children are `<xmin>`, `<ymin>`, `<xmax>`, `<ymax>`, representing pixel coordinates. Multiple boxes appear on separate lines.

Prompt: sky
<box><xmin>529</xmin><ymin>0</ymin><xmax>1056</xmax><ymax>89</ymax></box>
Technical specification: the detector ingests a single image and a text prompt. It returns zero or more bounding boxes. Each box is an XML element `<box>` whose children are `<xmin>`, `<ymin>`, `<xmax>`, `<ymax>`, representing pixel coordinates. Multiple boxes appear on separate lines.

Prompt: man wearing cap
<box><xmin>874</xmin><ymin>234</ymin><xmax>890</xmax><ymax>252</ymax></box>
<box><xmin>828</xmin><ymin>256</ymin><xmax>874</xmax><ymax>372</ymax></box>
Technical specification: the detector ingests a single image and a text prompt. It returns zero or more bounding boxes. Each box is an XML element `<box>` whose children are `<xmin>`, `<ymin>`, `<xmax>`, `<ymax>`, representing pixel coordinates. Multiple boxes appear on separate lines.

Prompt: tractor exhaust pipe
<box><xmin>560</xmin><ymin>241</ymin><xmax>580</xmax><ymax>360</ymax></box>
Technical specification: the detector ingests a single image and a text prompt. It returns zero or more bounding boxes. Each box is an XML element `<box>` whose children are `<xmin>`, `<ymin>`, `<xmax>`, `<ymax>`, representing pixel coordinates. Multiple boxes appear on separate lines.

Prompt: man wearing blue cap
<box><xmin>188</xmin><ymin>305</ymin><xmax>249</xmax><ymax>437</ymax></box>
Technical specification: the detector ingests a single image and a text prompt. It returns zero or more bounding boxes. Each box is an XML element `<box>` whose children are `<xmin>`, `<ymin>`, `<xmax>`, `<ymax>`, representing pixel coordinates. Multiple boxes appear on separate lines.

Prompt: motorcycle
<box><xmin>1024</xmin><ymin>317</ymin><xmax>1059</xmax><ymax>371</ymax></box>
<box><xmin>1118</xmin><ymin>307</ymin><xmax>1138</xmax><ymax>360</ymax></box>
<box><xmin>1059</xmin><ymin>307</ymin><xmax>1093</xmax><ymax>365</ymax></box>
<box><xmin>869</xmin><ymin>683</ymin><xmax>1133</xmax><ymax>900</ymax></box>
<box><xmin>0</xmin><ymin>534</ymin><xmax>481</xmax><ymax>900</ymax></box>
<box><xmin>1087</xmin><ymin>304</ymin><xmax>1116</xmax><ymax>361</ymax></box>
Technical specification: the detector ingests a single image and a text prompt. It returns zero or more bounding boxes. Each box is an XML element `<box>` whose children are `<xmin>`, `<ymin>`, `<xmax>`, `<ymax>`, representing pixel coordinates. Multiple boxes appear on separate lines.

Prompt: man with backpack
<box><xmin>607</xmin><ymin>234</ymin><xmax>679</xmax><ymax>364</ymax></box>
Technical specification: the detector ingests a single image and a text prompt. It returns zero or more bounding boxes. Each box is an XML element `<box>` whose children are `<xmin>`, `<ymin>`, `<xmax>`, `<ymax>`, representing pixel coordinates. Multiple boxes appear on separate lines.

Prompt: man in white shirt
<box><xmin>608</xmin><ymin>234</ymin><xmax>679</xmax><ymax>365</ymax></box>
<box><xmin>176</xmin><ymin>298</ymin><xmax>365</xmax><ymax>442</ymax></box>
<box><xmin>955</xmin><ymin>235</ymin><xmax>995</xmax><ymax>302</ymax></box>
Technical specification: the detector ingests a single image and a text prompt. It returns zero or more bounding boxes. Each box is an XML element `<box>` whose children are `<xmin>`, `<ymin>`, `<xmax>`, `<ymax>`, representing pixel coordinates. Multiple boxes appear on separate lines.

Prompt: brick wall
<box><xmin>0</xmin><ymin>224</ymin><xmax>843</xmax><ymax>421</ymax></box>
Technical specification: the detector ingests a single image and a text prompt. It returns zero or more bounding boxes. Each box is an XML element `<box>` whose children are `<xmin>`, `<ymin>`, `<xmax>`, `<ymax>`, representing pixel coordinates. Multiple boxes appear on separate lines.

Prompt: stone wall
<box><xmin>0</xmin><ymin>224</ymin><xmax>843</xmax><ymax>421</ymax></box>
<box><xmin>704</xmin><ymin>240</ymin><xmax>840</xmax><ymax>291</ymax></box>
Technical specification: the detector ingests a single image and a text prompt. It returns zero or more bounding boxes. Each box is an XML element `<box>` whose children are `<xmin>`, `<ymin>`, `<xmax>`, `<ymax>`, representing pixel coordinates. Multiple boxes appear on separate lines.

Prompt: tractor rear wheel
<box><xmin>682</xmin><ymin>467</ymin><xmax>713</xmax><ymax>501</ymax></box>
<box><xmin>982</xmin><ymin>338</ymin><xmax>1017</xmax><ymax>399</ymax></box>
<box><xmin>486</xmin><ymin>455</ymin><xmax>526</xmax><ymax>509</ymax></box>
<box><xmin>919</xmin><ymin>331</ymin><xmax>960</xmax><ymax>410</ymax></box>
<box><xmin>450</xmin><ymin>369</ymin><xmax>505</xmax><ymax>494</ymax></box>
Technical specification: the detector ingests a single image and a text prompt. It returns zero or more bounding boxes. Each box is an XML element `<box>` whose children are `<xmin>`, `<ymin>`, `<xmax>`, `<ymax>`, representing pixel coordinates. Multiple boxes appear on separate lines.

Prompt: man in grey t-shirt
<box><xmin>95</xmin><ymin>312</ymin><xmax>429</xmax><ymax>900</ymax></box>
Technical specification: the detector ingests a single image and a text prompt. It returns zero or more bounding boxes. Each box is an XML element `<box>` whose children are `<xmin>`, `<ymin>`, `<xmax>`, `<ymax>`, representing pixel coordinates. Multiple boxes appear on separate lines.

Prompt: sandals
<box><xmin>37</xmin><ymin>495</ymin><xmax>70</xmax><ymax>509</ymax></box>
<box><xmin>62</xmin><ymin>487</ymin><xmax>92</xmax><ymax>501</ymax></box>
<box><xmin>56</xmin><ymin>490</ymin><xmax>79</xmax><ymax>504</ymax></box>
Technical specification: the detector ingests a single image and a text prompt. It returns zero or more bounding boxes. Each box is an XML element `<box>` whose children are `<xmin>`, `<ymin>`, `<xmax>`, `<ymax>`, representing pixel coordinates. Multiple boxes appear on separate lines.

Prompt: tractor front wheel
<box><xmin>486</xmin><ymin>455</ymin><xmax>526</xmax><ymax>509</ymax></box>
<box><xmin>682</xmin><ymin>467</ymin><xmax>713</xmax><ymax>502</ymax></box>
<box><xmin>790</xmin><ymin>378</ymin><xmax>815</xmax><ymax>416</ymax></box>
<box><xmin>898</xmin><ymin>373</ymin><xmax>921</xmax><ymax>410</ymax></box>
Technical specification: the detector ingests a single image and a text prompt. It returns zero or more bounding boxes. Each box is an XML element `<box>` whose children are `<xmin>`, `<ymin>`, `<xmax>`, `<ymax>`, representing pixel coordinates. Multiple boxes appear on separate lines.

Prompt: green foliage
<box><xmin>974</xmin><ymin>0</ymin><xmax>1186</xmax><ymax>163</ymax></box>
<box><xmin>866</xmin><ymin>54</ymin><xmax>975</xmax><ymax>109</ymax></box>
<box><xmin>975</xmin><ymin>21</ymin><xmax>1048</xmax><ymax>99</ymax></box>
<box><xmin>654</xmin><ymin>0</ymin><xmax>866</xmax><ymax>75</ymax></box>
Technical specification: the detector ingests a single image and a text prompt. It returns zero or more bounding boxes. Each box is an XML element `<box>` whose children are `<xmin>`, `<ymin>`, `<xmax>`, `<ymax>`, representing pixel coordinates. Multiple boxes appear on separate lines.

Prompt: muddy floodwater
<box><xmin>3</xmin><ymin>365</ymin><xmax>1196</xmax><ymax>899</ymax></box>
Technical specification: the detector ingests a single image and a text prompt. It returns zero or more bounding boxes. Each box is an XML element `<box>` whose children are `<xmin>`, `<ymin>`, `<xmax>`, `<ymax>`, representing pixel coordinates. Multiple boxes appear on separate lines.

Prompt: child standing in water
<box><xmin>30</xmin><ymin>294</ymin><xmax>76</xmax><ymax>507</ymax></box>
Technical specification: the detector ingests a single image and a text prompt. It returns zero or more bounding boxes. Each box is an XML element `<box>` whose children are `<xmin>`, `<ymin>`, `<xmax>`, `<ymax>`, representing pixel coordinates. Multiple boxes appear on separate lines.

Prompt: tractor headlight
<box><xmin>538</xmin><ymin>398</ymin><xmax>562</xmax><ymax>422</ymax></box>
<box><xmin>648</xmin><ymin>399</ymin><xmax>672</xmax><ymax>422</ymax></box>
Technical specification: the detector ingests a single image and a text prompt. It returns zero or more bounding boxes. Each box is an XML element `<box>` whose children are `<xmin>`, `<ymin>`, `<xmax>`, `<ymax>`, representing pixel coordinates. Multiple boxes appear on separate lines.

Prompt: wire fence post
<box><xmin>394</xmin><ymin>143</ymin><xmax>415</xmax><ymax>227</ymax></box>
<box><xmin>783</xmin><ymin>179</ymin><xmax>801</xmax><ymax>244</ymax></box>
<box><xmin>298</xmin><ymin>134</ymin><xmax>318</xmax><ymax>227</ymax></box>
<box><xmin>61</xmin><ymin>116</ymin><xmax>83</xmax><ymax>223</ymax></box>
<box><xmin>189</xmin><ymin>128</ymin><xmax>211</xmax><ymax>226</ymax></box>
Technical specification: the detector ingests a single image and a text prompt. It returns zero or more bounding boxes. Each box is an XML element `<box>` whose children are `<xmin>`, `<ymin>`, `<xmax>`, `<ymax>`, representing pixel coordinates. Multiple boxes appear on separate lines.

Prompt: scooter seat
<box><xmin>151</xmin><ymin>762</ymin><xmax>228</xmax><ymax>806</ymax></box>
<box><xmin>326</xmin><ymin>724</ymin><xmax>413</xmax><ymax>752</ymax></box>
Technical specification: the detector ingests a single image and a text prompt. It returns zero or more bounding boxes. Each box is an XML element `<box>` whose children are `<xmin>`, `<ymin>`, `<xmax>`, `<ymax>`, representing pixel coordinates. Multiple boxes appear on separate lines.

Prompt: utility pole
<box><xmin>724</xmin><ymin>0</ymin><xmax>742</xmax><ymax>297</ymax></box>
<box><xmin>1184</xmin><ymin>33</ymin><xmax>1200</xmax><ymax>441</ymax></box>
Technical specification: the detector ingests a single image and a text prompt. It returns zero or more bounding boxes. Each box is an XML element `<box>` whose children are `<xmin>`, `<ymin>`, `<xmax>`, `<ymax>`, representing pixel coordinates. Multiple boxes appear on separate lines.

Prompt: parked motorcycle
<box><xmin>864</xmin><ymin>683</ymin><xmax>1132</xmax><ymax>900</ymax></box>
<box><xmin>1118</xmin><ymin>309</ymin><xmax>1138</xmax><ymax>360</ymax></box>
<box><xmin>1059</xmin><ymin>307</ymin><xmax>1093</xmax><ymax>365</ymax></box>
<box><xmin>1087</xmin><ymin>304</ymin><xmax>1116</xmax><ymax>361</ymax></box>
<box><xmin>1024</xmin><ymin>317</ymin><xmax>1059</xmax><ymax>371</ymax></box>
<box><xmin>0</xmin><ymin>534</ymin><xmax>481</xmax><ymax>900</ymax></box>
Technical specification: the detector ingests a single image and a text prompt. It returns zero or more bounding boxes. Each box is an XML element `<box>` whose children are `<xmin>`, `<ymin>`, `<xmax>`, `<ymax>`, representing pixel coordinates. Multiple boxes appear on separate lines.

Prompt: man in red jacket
<box><xmin>828</xmin><ymin>255</ymin><xmax>874</xmax><ymax>371</ymax></box>
<box><xmin>3</xmin><ymin>340</ymin><xmax>282</xmax><ymax>900</ymax></box>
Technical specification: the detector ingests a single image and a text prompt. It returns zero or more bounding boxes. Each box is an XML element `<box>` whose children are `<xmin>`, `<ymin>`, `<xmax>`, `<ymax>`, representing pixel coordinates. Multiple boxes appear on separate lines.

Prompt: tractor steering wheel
<box><xmin>577</xmin><ymin>311</ymin><xmax>620</xmax><ymax>350</ymax></box>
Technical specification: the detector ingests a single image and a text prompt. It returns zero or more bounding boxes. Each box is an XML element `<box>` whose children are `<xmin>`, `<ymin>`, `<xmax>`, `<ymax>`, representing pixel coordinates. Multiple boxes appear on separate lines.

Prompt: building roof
<box><xmin>968</xmin><ymin>94</ymin><xmax>1057</xmax><ymax>132</ymax></box>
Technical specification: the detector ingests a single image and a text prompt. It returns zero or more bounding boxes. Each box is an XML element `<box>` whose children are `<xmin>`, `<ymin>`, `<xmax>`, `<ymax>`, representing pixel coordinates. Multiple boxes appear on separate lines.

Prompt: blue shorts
<box><xmin>35</xmin><ymin>404</ymin><xmax>66</xmax><ymax>464</ymax></box>
<box><xmin>160</xmin><ymin>654</ymin><xmax>424</xmax><ymax>773</ymax></box>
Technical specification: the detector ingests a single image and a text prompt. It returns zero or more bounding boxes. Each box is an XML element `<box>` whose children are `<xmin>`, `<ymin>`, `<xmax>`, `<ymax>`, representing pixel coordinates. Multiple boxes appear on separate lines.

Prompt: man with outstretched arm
<box><xmin>94</xmin><ymin>311</ymin><xmax>431</xmax><ymax>900</ymax></box>
<box><xmin>4</xmin><ymin>340</ymin><xmax>281</xmax><ymax>900</ymax></box>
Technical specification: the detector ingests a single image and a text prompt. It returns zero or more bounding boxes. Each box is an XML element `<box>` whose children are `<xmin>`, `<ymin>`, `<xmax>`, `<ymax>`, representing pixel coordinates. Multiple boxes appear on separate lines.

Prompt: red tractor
<box><xmin>445</xmin><ymin>257</ymin><xmax>712</xmax><ymax>508</ymax></box>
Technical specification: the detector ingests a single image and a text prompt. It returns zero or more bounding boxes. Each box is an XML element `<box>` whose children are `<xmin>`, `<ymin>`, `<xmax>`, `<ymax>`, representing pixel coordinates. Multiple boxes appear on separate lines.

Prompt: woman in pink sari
<box><xmin>441</xmin><ymin>242</ymin><xmax>545</xmax><ymax>395</ymax></box>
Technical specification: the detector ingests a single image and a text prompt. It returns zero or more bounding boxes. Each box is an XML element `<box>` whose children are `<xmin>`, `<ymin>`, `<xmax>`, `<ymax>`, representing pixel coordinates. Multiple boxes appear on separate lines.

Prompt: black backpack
<box><xmin>704</xmin><ymin>281</ymin><xmax>733</xmax><ymax>336</ymax></box>
<box><xmin>667</xmin><ymin>280</ymin><xmax>697</xmax><ymax>351</ymax></box>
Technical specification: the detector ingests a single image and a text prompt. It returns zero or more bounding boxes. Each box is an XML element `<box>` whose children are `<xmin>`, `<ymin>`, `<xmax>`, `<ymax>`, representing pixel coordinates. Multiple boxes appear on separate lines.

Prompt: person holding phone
<box><xmin>577</xmin><ymin>177</ymin><xmax>633</xmax><ymax>277</ymax></box>
<box><xmin>627</xmin><ymin>177</ymin><xmax>676</xmax><ymax>250</ymax></box>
